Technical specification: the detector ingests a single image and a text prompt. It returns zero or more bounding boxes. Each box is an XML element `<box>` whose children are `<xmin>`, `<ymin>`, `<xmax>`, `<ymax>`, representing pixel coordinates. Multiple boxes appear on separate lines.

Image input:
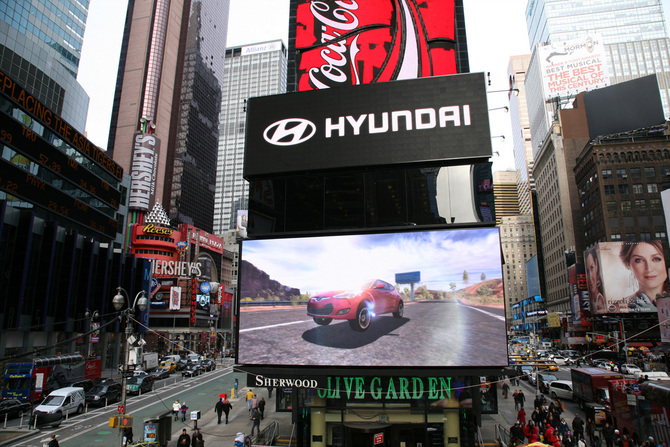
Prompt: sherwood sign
<box><xmin>253</xmin><ymin>375</ymin><xmax>464</xmax><ymax>401</ymax></box>
<box><xmin>245</xmin><ymin>73</ymin><xmax>491</xmax><ymax>177</ymax></box>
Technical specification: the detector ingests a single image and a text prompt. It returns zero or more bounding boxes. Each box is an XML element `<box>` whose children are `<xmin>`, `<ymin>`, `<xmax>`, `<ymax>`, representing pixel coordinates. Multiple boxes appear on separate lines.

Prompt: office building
<box><xmin>213</xmin><ymin>40</ymin><xmax>287</xmax><ymax>234</ymax></box>
<box><xmin>493</xmin><ymin>171</ymin><xmax>520</xmax><ymax>225</ymax></box>
<box><xmin>0</xmin><ymin>0</ymin><xmax>90</xmax><ymax>130</ymax></box>
<box><xmin>500</xmin><ymin>215</ymin><xmax>537</xmax><ymax>326</ymax></box>
<box><xmin>108</xmin><ymin>0</ymin><xmax>229</xmax><ymax>232</ymax></box>
<box><xmin>524</xmin><ymin>0</ymin><xmax>670</xmax><ymax>155</ymax></box>
<box><xmin>508</xmin><ymin>55</ymin><xmax>534</xmax><ymax>215</ymax></box>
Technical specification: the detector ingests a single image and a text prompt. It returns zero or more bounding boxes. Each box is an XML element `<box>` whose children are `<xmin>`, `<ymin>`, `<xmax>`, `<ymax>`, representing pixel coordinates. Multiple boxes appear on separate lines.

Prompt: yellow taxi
<box><xmin>158</xmin><ymin>361</ymin><xmax>177</xmax><ymax>373</ymax></box>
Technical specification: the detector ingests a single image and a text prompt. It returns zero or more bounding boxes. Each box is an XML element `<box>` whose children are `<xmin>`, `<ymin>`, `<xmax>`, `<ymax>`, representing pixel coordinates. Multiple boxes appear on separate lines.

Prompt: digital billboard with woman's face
<box><xmin>586</xmin><ymin>241</ymin><xmax>670</xmax><ymax>314</ymax></box>
<box><xmin>237</xmin><ymin>227</ymin><xmax>507</xmax><ymax>368</ymax></box>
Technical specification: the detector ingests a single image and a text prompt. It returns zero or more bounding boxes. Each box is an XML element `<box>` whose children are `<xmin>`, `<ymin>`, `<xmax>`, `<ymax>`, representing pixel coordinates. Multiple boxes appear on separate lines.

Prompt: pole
<box><xmin>622</xmin><ymin>319</ymin><xmax>628</xmax><ymax>364</ymax></box>
<box><xmin>119</xmin><ymin>318</ymin><xmax>132</xmax><ymax>447</ymax></box>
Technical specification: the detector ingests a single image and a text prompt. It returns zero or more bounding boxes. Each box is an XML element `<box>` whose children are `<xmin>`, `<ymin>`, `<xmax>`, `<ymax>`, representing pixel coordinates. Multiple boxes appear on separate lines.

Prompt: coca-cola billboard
<box><xmin>244</xmin><ymin>73</ymin><xmax>491</xmax><ymax>177</ymax></box>
<box><xmin>294</xmin><ymin>0</ymin><xmax>456</xmax><ymax>91</ymax></box>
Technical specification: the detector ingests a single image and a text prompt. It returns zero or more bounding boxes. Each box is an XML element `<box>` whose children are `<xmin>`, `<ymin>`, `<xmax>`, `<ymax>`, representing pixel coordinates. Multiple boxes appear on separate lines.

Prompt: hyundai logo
<box><xmin>263</xmin><ymin>118</ymin><xmax>316</xmax><ymax>146</ymax></box>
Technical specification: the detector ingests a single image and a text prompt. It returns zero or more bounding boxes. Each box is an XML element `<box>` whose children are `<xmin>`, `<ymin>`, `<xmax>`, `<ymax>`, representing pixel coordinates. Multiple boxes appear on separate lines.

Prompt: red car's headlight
<box><xmin>333</xmin><ymin>291</ymin><xmax>357</xmax><ymax>299</ymax></box>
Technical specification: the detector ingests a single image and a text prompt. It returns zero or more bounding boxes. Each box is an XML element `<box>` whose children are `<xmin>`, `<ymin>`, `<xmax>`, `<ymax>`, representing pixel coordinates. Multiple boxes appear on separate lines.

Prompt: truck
<box><xmin>571</xmin><ymin>367</ymin><xmax>624</xmax><ymax>410</ymax></box>
<box><xmin>129</xmin><ymin>350</ymin><xmax>159</xmax><ymax>372</ymax></box>
<box><xmin>609</xmin><ymin>378</ymin><xmax>670</xmax><ymax>445</ymax></box>
<box><xmin>2</xmin><ymin>354</ymin><xmax>102</xmax><ymax>403</ymax></box>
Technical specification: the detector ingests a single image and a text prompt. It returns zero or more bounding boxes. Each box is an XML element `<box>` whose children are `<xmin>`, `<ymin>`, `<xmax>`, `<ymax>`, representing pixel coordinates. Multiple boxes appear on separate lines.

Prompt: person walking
<box><xmin>181</xmin><ymin>401</ymin><xmax>189</xmax><ymax>422</ymax></box>
<box><xmin>215</xmin><ymin>399</ymin><xmax>225</xmax><ymax>424</ymax></box>
<box><xmin>192</xmin><ymin>428</ymin><xmax>204</xmax><ymax>447</ymax></box>
<box><xmin>518</xmin><ymin>390</ymin><xmax>526</xmax><ymax>409</ymax></box>
<box><xmin>222</xmin><ymin>397</ymin><xmax>233</xmax><ymax>424</ymax></box>
<box><xmin>123</xmin><ymin>426</ymin><xmax>134</xmax><ymax>446</ymax></box>
<box><xmin>250</xmin><ymin>394</ymin><xmax>258</xmax><ymax>418</ymax></box>
<box><xmin>48</xmin><ymin>435</ymin><xmax>59</xmax><ymax>447</ymax></box>
<box><xmin>258</xmin><ymin>397</ymin><xmax>266</xmax><ymax>419</ymax></box>
<box><xmin>251</xmin><ymin>407</ymin><xmax>262</xmax><ymax>436</ymax></box>
<box><xmin>173</xmin><ymin>399</ymin><xmax>181</xmax><ymax>421</ymax></box>
<box><xmin>572</xmin><ymin>415</ymin><xmax>585</xmax><ymax>440</ymax></box>
<box><xmin>603</xmin><ymin>423</ymin><xmax>615</xmax><ymax>447</ymax></box>
<box><xmin>502</xmin><ymin>381</ymin><xmax>510</xmax><ymax>399</ymax></box>
<box><xmin>178</xmin><ymin>428</ymin><xmax>191</xmax><ymax>447</ymax></box>
<box><xmin>586</xmin><ymin>417</ymin><xmax>596</xmax><ymax>446</ymax></box>
<box><xmin>246</xmin><ymin>389</ymin><xmax>255</xmax><ymax>415</ymax></box>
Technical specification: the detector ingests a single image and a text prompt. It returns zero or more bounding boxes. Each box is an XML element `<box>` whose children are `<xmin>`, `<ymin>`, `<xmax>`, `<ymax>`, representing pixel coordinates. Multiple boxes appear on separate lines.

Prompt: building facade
<box><xmin>107</xmin><ymin>0</ymin><xmax>229</xmax><ymax>232</ymax></box>
<box><xmin>0</xmin><ymin>0</ymin><xmax>91</xmax><ymax>130</ymax></box>
<box><xmin>492</xmin><ymin>170</ymin><xmax>520</xmax><ymax>225</ymax></box>
<box><xmin>213</xmin><ymin>40</ymin><xmax>287</xmax><ymax>235</ymax></box>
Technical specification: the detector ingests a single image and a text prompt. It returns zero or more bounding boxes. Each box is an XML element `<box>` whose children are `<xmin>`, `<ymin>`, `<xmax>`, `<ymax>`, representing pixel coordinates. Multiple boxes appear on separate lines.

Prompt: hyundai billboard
<box><xmin>244</xmin><ymin>73</ymin><xmax>492</xmax><ymax>177</ymax></box>
<box><xmin>293</xmin><ymin>0</ymin><xmax>457</xmax><ymax>91</ymax></box>
<box><xmin>237</xmin><ymin>227</ymin><xmax>507</xmax><ymax>368</ymax></box>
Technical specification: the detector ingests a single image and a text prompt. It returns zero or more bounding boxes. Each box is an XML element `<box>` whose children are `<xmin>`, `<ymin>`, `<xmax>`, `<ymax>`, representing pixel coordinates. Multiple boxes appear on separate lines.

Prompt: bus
<box><xmin>2</xmin><ymin>354</ymin><xmax>101</xmax><ymax>402</ymax></box>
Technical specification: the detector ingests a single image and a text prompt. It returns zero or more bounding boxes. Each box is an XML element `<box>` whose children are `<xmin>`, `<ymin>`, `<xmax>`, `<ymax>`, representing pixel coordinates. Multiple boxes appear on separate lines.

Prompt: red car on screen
<box><xmin>307</xmin><ymin>279</ymin><xmax>404</xmax><ymax>331</ymax></box>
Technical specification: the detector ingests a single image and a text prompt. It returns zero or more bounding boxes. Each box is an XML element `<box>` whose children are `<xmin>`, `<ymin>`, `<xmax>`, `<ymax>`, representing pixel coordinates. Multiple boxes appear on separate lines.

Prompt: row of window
<box><xmin>603</xmin><ymin>183</ymin><xmax>662</xmax><ymax>194</ymax></box>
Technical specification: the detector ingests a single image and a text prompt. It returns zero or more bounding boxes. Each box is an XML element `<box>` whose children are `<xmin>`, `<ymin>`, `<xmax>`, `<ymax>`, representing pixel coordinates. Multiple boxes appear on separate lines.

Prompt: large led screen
<box><xmin>294</xmin><ymin>0</ymin><xmax>457</xmax><ymax>91</ymax></box>
<box><xmin>238</xmin><ymin>227</ymin><xmax>507</xmax><ymax>368</ymax></box>
<box><xmin>585</xmin><ymin>241</ymin><xmax>670</xmax><ymax>315</ymax></box>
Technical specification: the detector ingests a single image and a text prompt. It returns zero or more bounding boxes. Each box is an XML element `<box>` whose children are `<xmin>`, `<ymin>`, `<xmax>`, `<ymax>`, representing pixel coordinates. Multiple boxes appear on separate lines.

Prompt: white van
<box><xmin>163</xmin><ymin>354</ymin><xmax>181</xmax><ymax>363</ymax></box>
<box><xmin>634</xmin><ymin>371</ymin><xmax>669</xmax><ymax>380</ymax></box>
<box><xmin>34</xmin><ymin>387</ymin><xmax>85</xmax><ymax>427</ymax></box>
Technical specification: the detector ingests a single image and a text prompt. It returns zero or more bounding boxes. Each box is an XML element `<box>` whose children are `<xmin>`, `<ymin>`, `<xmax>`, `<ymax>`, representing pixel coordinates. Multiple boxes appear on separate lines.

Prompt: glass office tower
<box><xmin>0</xmin><ymin>0</ymin><xmax>90</xmax><ymax>130</ymax></box>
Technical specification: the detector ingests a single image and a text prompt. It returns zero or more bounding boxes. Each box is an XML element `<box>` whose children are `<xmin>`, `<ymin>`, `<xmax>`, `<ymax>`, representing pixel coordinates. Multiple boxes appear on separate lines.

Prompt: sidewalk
<box><xmin>167</xmin><ymin>385</ymin><xmax>293</xmax><ymax>447</ymax></box>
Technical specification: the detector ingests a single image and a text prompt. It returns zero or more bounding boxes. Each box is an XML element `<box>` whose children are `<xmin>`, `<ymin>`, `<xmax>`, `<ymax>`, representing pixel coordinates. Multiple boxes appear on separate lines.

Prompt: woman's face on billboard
<box><xmin>586</xmin><ymin>252</ymin><xmax>599</xmax><ymax>293</ymax></box>
<box><xmin>629</xmin><ymin>243</ymin><xmax>667</xmax><ymax>293</ymax></box>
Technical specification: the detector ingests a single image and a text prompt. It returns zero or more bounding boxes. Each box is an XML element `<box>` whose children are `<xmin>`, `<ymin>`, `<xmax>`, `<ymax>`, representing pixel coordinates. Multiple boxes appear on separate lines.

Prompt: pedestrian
<box><xmin>250</xmin><ymin>394</ymin><xmax>258</xmax><ymax>417</ymax></box>
<box><xmin>246</xmin><ymin>389</ymin><xmax>255</xmax><ymax>415</ymax></box>
<box><xmin>572</xmin><ymin>415</ymin><xmax>585</xmax><ymax>440</ymax></box>
<box><xmin>173</xmin><ymin>399</ymin><xmax>181</xmax><ymax>421</ymax></box>
<box><xmin>234</xmin><ymin>433</ymin><xmax>245</xmax><ymax>447</ymax></box>
<box><xmin>518</xmin><ymin>407</ymin><xmax>527</xmax><ymax>425</ymax></box>
<box><xmin>603</xmin><ymin>423</ymin><xmax>615</xmax><ymax>447</ymax></box>
<box><xmin>564</xmin><ymin>431</ymin><xmax>576</xmax><ymax>447</ymax></box>
<box><xmin>221</xmin><ymin>397</ymin><xmax>233</xmax><ymax>424</ymax></box>
<box><xmin>192</xmin><ymin>428</ymin><xmax>205</xmax><ymax>447</ymax></box>
<box><xmin>181</xmin><ymin>401</ymin><xmax>189</xmax><ymax>422</ymax></box>
<box><xmin>525</xmin><ymin>421</ymin><xmax>539</xmax><ymax>443</ymax></box>
<box><xmin>48</xmin><ymin>435</ymin><xmax>59</xmax><ymax>447</ymax></box>
<box><xmin>123</xmin><ymin>426</ymin><xmax>134</xmax><ymax>446</ymax></box>
<box><xmin>613</xmin><ymin>429</ymin><xmax>622</xmax><ymax>447</ymax></box>
<box><xmin>586</xmin><ymin>418</ymin><xmax>596</xmax><ymax>446</ymax></box>
<box><xmin>510</xmin><ymin>421</ymin><xmax>525</xmax><ymax>445</ymax></box>
<box><xmin>513</xmin><ymin>390</ymin><xmax>520</xmax><ymax>410</ymax></box>
<box><xmin>178</xmin><ymin>428</ymin><xmax>191</xmax><ymax>447</ymax></box>
<box><xmin>251</xmin><ymin>406</ymin><xmax>261</xmax><ymax>436</ymax></box>
<box><xmin>577</xmin><ymin>435</ymin><xmax>586</xmax><ymax>447</ymax></box>
<box><xmin>502</xmin><ymin>381</ymin><xmax>510</xmax><ymax>399</ymax></box>
<box><xmin>558</xmin><ymin>418</ymin><xmax>570</xmax><ymax>438</ymax></box>
<box><xmin>518</xmin><ymin>390</ymin><xmax>526</xmax><ymax>409</ymax></box>
<box><xmin>267</xmin><ymin>385</ymin><xmax>274</xmax><ymax>398</ymax></box>
<box><xmin>215</xmin><ymin>399</ymin><xmax>225</xmax><ymax>424</ymax></box>
<box><xmin>258</xmin><ymin>397</ymin><xmax>266</xmax><ymax>419</ymax></box>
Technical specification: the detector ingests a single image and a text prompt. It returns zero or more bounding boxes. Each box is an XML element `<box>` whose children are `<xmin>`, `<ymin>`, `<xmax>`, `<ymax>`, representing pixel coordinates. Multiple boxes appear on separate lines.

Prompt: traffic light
<box><xmin>109</xmin><ymin>415</ymin><xmax>133</xmax><ymax>428</ymax></box>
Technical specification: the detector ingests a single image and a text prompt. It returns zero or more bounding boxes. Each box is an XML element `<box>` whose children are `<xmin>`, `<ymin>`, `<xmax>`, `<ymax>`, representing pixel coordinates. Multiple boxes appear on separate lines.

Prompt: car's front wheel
<box><xmin>393</xmin><ymin>300</ymin><xmax>404</xmax><ymax>318</ymax></box>
<box><xmin>349</xmin><ymin>305</ymin><xmax>371</xmax><ymax>331</ymax></box>
<box><xmin>313</xmin><ymin>317</ymin><xmax>332</xmax><ymax>325</ymax></box>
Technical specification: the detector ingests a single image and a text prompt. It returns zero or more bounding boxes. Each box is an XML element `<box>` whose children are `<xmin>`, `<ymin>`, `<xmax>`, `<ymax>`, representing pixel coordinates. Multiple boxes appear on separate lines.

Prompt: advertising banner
<box><xmin>294</xmin><ymin>0</ymin><xmax>456</xmax><ymax>91</ymax></box>
<box><xmin>245</xmin><ymin>73</ymin><xmax>492</xmax><ymax>177</ymax></box>
<box><xmin>169</xmin><ymin>286</ymin><xmax>181</xmax><ymax>310</ymax></box>
<box><xmin>585</xmin><ymin>241</ymin><xmax>669</xmax><ymax>314</ymax></box>
<box><xmin>568</xmin><ymin>263</ymin><xmax>592</xmax><ymax>327</ymax></box>
<box><xmin>129</xmin><ymin>133</ymin><xmax>160</xmax><ymax>210</ymax></box>
<box><xmin>538</xmin><ymin>34</ymin><xmax>610</xmax><ymax>100</ymax></box>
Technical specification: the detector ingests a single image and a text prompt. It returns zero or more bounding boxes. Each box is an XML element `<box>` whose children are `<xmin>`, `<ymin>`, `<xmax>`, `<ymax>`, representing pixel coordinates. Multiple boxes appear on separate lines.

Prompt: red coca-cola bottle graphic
<box><xmin>295</xmin><ymin>0</ymin><xmax>457</xmax><ymax>91</ymax></box>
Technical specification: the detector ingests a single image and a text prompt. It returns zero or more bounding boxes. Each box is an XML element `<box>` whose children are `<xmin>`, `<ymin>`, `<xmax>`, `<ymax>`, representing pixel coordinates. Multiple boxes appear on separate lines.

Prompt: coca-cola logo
<box><xmin>296</xmin><ymin>0</ymin><xmax>457</xmax><ymax>90</ymax></box>
<box><xmin>264</xmin><ymin>118</ymin><xmax>317</xmax><ymax>146</ymax></box>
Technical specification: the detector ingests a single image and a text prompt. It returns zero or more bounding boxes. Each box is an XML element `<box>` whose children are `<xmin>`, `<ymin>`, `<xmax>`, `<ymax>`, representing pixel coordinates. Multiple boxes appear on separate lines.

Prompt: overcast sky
<box><xmin>78</xmin><ymin>0</ymin><xmax>670</xmax><ymax>173</ymax></box>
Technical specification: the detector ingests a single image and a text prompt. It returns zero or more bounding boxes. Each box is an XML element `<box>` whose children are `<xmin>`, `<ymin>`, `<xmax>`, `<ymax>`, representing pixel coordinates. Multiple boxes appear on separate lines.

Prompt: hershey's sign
<box><xmin>129</xmin><ymin>133</ymin><xmax>160</xmax><ymax>210</ymax></box>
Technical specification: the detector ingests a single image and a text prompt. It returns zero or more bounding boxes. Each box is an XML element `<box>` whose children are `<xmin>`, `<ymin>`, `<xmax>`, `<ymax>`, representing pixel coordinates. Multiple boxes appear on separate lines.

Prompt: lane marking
<box><xmin>240</xmin><ymin>319</ymin><xmax>313</xmax><ymax>332</ymax></box>
<box><xmin>459</xmin><ymin>303</ymin><xmax>506</xmax><ymax>321</ymax></box>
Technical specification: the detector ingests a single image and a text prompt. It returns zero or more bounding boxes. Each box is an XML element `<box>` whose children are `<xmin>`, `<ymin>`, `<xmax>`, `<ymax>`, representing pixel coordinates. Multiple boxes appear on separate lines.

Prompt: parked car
<box><xmin>34</xmin><ymin>387</ymin><xmax>85</xmax><ymax>427</ymax></box>
<box><xmin>548</xmin><ymin>380</ymin><xmax>574</xmax><ymax>401</ymax></box>
<box><xmin>516</xmin><ymin>364</ymin><xmax>534</xmax><ymax>381</ymax></box>
<box><xmin>85</xmin><ymin>380</ymin><xmax>122</xmax><ymax>407</ymax></box>
<box><xmin>126</xmin><ymin>375</ymin><xmax>155</xmax><ymax>395</ymax></box>
<box><xmin>307</xmin><ymin>279</ymin><xmax>404</xmax><ymax>331</ymax></box>
<box><xmin>620</xmin><ymin>364</ymin><xmax>643</xmax><ymax>375</ymax></box>
<box><xmin>0</xmin><ymin>399</ymin><xmax>31</xmax><ymax>419</ymax></box>
<box><xmin>175</xmin><ymin>359</ymin><xmax>188</xmax><ymax>371</ymax></box>
<box><xmin>182</xmin><ymin>364</ymin><xmax>202</xmax><ymax>378</ymax></box>
<box><xmin>158</xmin><ymin>361</ymin><xmax>177</xmax><ymax>373</ymax></box>
<box><xmin>199</xmin><ymin>359</ymin><xmax>216</xmax><ymax>372</ymax></box>
<box><xmin>152</xmin><ymin>368</ymin><xmax>170</xmax><ymax>380</ymax></box>
<box><xmin>538</xmin><ymin>372</ymin><xmax>559</xmax><ymax>393</ymax></box>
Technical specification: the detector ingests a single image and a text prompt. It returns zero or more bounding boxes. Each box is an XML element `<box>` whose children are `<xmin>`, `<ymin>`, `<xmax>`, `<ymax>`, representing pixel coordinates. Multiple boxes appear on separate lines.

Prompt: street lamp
<box><xmin>84</xmin><ymin>309</ymin><xmax>99</xmax><ymax>357</ymax></box>
<box><xmin>112</xmin><ymin>286</ymin><xmax>148</xmax><ymax>446</ymax></box>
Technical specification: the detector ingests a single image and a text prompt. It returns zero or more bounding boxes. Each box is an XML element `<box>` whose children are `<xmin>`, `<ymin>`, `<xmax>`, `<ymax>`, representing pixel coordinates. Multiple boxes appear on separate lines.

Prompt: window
<box><xmin>606</xmin><ymin>201</ymin><xmax>617</xmax><ymax>211</ymax></box>
<box><xmin>648</xmin><ymin>183</ymin><xmax>659</xmax><ymax>193</ymax></box>
<box><xmin>633</xmin><ymin>184</ymin><xmax>644</xmax><ymax>194</ymax></box>
<box><xmin>651</xmin><ymin>198</ymin><xmax>661</xmax><ymax>208</ymax></box>
<box><xmin>625</xmin><ymin>233</ymin><xmax>636</xmax><ymax>241</ymax></box>
<box><xmin>645</xmin><ymin>167</ymin><xmax>656</xmax><ymax>177</ymax></box>
<box><xmin>619</xmin><ymin>184</ymin><xmax>629</xmax><ymax>194</ymax></box>
<box><xmin>661</xmin><ymin>167</ymin><xmax>670</xmax><ymax>177</ymax></box>
<box><xmin>604</xmin><ymin>185</ymin><xmax>615</xmax><ymax>195</ymax></box>
<box><xmin>602</xmin><ymin>169</ymin><xmax>613</xmax><ymax>179</ymax></box>
<box><xmin>655</xmin><ymin>232</ymin><xmax>667</xmax><ymax>240</ymax></box>
<box><xmin>640</xmin><ymin>232</ymin><xmax>652</xmax><ymax>241</ymax></box>
<box><xmin>611</xmin><ymin>233</ymin><xmax>622</xmax><ymax>241</ymax></box>
<box><xmin>635</xmin><ymin>199</ymin><xmax>646</xmax><ymax>209</ymax></box>
<box><xmin>616</xmin><ymin>169</ymin><xmax>627</xmax><ymax>179</ymax></box>
<box><xmin>620</xmin><ymin>200</ymin><xmax>631</xmax><ymax>211</ymax></box>
<box><xmin>630</xmin><ymin>168</ymin><xmax>641</xmax><ymax>178</ymax></box>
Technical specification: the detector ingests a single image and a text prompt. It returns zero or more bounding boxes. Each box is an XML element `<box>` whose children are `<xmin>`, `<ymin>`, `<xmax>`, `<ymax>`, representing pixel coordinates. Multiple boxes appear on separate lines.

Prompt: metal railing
<box><xmin>496</xmin><ymin>423</ymin><xmax>511</xmax><ymax>447</ymax></box>
<box><xmin>251</xmin><ymin>420</ymin><xmax>279</xmax><ymax>446</ymax></box>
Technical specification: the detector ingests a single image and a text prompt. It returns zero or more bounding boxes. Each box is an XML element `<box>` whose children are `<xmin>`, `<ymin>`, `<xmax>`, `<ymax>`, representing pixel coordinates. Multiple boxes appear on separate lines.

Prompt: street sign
<box><xmin>117</xmin><ymin>405</ymin><xmax>125</xmax><ymax>413</ymax></box>
<box><xmin>630</xmin><ymin>383</ymin><xmax>642</xmax><ymax>395</ymax></box>
<box><xmin>374</xmin><ymin>433</ymin><xmax>384</xmax><ymax>444</ymax></box>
